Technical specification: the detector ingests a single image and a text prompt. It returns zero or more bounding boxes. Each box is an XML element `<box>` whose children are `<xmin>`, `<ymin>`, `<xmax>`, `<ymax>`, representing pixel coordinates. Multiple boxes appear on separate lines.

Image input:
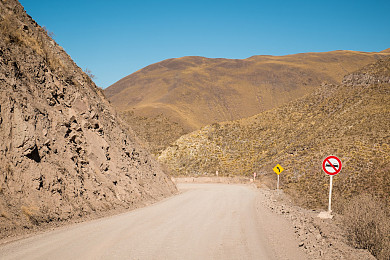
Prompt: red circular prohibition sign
<box><xmin>322</xmin><ymin>156</ymin><xmax>342</xmax><ymax>175</ymax></box>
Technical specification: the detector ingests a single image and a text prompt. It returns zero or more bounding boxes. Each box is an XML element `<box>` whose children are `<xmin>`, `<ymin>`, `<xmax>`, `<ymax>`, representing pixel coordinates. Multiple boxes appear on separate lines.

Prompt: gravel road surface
<box><xmin>0</xmin><ymin>183</ymin><xmax>306</xmax><ymax>260</ymax></box>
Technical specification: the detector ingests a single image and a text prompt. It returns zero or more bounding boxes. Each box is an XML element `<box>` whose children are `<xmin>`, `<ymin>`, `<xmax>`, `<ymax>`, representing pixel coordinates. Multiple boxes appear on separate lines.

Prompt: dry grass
<box><xmin>0</xmin><ymin>14</ymin><xmax>63</xmax><ymax>72</ymax></box>
<box><xmin>120</xmin><ymin>111</ymin><xmax>187</xmax><ymax>156</ymax></box>
<box><xmin>159</xmin><ymin>76</ymin><xmax>390</xmax><ymax>207</ymax></box>
<box><xmin>0</xmin><ymin>14</ymin><xmax>43</xmax><ymax>55</ymax></box>
<box><xmin>159</xmin><ymin>58</ymin><xmax>390</xmax><ymax>258</ymax></box>
<box><xmin>342</xmin><ymin>194</ymin><xmax>390</xmax><ymax>260</ymax></box>
<box><xmin>105</xmin><ymin>51</ymin><xmax>390</xmax><ymax>151</ymax></box>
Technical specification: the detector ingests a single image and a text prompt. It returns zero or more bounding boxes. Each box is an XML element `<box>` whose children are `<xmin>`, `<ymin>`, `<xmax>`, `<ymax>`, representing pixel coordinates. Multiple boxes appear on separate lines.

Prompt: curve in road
<box><xmin>0</xmin><ymin>183</ymin><xmax>306</xmax><ymax>260</ymax></box>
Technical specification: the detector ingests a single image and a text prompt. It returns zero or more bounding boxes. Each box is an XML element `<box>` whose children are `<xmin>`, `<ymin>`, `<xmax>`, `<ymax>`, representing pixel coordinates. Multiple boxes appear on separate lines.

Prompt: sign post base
<box><xmin>317</xmin><ymin>211</ymin><xmax>333</xmax><ymax>219</ymax></box>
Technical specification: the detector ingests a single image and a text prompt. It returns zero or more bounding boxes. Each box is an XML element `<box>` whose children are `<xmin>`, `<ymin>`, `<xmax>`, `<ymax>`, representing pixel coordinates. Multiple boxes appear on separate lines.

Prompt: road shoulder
<box><xmin>255</xmin><ymin>186</ymin><xmax>375</xmax><ymax>260</ymax></box>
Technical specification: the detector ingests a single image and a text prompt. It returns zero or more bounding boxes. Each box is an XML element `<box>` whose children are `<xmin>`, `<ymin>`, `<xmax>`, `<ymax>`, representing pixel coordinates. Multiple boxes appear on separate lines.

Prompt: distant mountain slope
<box><xmin>105</xmin><ymin>50</ymin><xmax>389</xmax><ymax>155</ymax></box>
<box><xmin>0</xmin><ymin>0</ymin><xmax>176</xmax><ymax>239</ymax></box>
<box><xmin>159</xmin><ymin>57</ymin><xmax>390</xmax><ymax>210</ymax></box>
<box><xmin>380</xmin><ymin>48</ymin><xmax>390</xmax><ymax>53</ymax></box>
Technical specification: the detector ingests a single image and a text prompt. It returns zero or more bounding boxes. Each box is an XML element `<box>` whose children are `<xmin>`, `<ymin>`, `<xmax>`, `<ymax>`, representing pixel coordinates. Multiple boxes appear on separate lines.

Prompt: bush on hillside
<box><xmin>342</xmin><ymin>193</ymin><xmax>390</xmax><ymax>260</ymax></box>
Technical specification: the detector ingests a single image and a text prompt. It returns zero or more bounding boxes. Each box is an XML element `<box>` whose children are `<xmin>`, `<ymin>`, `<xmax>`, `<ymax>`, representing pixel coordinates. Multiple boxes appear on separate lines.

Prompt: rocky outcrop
<box><xmin>0</xmin><ymin>0</ymin><xmax>176</xmax><ymax>238</ymax></box>
<box><xmin>342</xmin><ymin>74</ymin><xmax>390</xmax><ymax>86</ymax></box>
<box><xmin>342</xmin><ymin>57</ymin><xmax>390</xmax><ymax>85</ymax></box>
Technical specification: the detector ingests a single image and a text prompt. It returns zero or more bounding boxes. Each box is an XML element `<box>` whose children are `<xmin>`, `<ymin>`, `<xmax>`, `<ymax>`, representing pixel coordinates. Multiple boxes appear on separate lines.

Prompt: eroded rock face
<box><xmin>0</xmin><ymin>0</ymin><xmax>176</xmax><ymax>238</ymax></box>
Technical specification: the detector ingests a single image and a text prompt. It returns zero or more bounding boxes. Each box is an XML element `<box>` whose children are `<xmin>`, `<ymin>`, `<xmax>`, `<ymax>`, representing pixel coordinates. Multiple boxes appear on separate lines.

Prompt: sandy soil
<box><xmin>0</xmin><ymin>183</ymin><xmax>306</xmax><ymax>260</ymax></box>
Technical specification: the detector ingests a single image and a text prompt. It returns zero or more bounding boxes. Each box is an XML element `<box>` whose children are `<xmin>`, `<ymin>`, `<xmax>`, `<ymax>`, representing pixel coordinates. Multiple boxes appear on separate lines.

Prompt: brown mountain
<box><xmin>0</xmin><ymin>0</ymin><xmax>176</xmax><ymax>239</ymax></box>
<box><xmin>158</xmin><ymin>57</ymin><xmax>390</xmax><ymax>259</ymax></box>
<box><xmin>105</xmin><ymin>50</ymin><xmax>389</xmax><ymax>155</ymax></box>
<box><xmin>159</xmin><ymin>57</ymin><xmax>390</xmax><ymax>209</ymax></box>
<box><xmin>380</xmin><ymin>47</ymin><xmax>390</xmax><ymax>53</ymax></box>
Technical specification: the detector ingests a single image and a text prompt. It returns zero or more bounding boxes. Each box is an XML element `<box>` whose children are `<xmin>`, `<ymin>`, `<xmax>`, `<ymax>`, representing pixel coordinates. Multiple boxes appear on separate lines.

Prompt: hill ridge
<box><xmin>106</xmin><ymin>49</ymin><xmax>389</xmax><ymax>155</ymax></box>
<box><xmin>158</xmin><ymin>57</ymin><xmax>390</xmax><ymax>210</ymax></box>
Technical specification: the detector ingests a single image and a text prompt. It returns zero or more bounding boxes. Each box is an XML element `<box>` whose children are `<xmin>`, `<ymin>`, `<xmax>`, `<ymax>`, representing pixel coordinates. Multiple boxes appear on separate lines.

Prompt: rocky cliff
<box><xmin>0</xmin><ymin>0</ymin><xmax>176</xmax><ymax>239</ymax></box>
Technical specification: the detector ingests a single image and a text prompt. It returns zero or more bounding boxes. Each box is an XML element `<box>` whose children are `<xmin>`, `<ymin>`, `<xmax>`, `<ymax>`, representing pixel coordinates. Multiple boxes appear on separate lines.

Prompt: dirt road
<box><xmin>0</xmin><ymin>183</ymin><xmax>306</xmax><ymax>260</ymax></box>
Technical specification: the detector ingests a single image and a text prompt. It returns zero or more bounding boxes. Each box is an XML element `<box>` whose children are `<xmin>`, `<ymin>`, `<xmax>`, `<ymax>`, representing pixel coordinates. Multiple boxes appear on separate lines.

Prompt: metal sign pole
<box><xmin>328</xmin><ymin>175</ymin><xmax>333</xmax><ymax>213</ymax></box>
<box><xmin>319</xmin><ymin>156</ymin><xmax>342</xmax><ymax>219</ymax></box>
<box><xmin>277</xmin><ymin>174</ymin><xmax>280</xmax><ymax>190</ymax></box>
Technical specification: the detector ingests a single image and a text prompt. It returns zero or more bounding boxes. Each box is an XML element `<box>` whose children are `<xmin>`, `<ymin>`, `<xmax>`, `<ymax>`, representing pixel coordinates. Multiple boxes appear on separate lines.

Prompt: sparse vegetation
<box><xmin>121</xmin><ymin>111</ymin><xmax>187</xmax><ymax>156</ymax></box>
<box><xmin>42</xmin><ymin>25</ymin><xmax>54</xmax><ymax>38</ymax></box>
<box><xmin>84</xmin><ymin>68</ymin><xmax>96</xmax><ymax>80</ymax></box>
<box><xmin>1</xmin><ymin>0</ymin><xmax>389</xmax><ymax>258</ymax></box>
<box><xmin>0</xmin><ymin>14</ymin><xmax>43</xmax><ymax>55</ymax></box>
<box><xmin>159</xmin><ymin>66</ymin><xmax>390</xmax><ymax>207</ymax></box>
<box><xmin>0</xmin><ymin>13</ymin><xmax>64</xmax><ymax>72</ymax></box>
<box><xmin>159</xmin><ymin>58</ymin><xmax>390</xmax><ymax>258</ymax></box>
<box><xmin>342</xmin><ymin>194</ymin><xmax>390</xmax><ymax>260</ymax></box>
<box><xmin>105</xmin><ymin>51</ymin><xmax>390</xmax><ymax>151</ymax></box>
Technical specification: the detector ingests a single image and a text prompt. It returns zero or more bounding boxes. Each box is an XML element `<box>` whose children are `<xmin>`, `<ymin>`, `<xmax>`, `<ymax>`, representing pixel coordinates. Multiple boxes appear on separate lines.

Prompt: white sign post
<box><xmin>328</xmin><ymin>175</ymin><xmax>333</xmax><ymax>212</ymax></box>
<box><xmin>318</xmin><ymin>155</ymin><xmax>342</xmax><ymax>219</ymax></box>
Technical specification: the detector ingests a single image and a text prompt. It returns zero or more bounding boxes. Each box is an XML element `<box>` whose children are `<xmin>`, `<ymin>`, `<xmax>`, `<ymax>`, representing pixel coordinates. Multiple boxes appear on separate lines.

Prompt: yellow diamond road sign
<box><xmin>273</xmin><ymin>164</ymin><xmax>284</xmax><ymax>175</ymax></box>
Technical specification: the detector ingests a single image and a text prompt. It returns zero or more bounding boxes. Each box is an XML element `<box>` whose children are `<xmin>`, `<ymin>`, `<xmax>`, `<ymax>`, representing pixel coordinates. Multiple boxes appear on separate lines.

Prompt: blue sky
<box><xmin>19</xmin><ymin>0</ymin><xmax>390</xmax><ymax>88</ymax></box>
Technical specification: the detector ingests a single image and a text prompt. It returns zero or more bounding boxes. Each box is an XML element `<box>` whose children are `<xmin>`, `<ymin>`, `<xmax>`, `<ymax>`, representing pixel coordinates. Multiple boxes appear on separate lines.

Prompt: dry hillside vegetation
<box><xmin>159</xmin><ymin>58</ymin><xmax>390</xmax><ymax>259</ymax></box>
<box><xmin>106</xmin><ymin>51</ymin><xmax>389</xmax><ymax>154</ymax></box>
<box><xmin>0</xmin><ymin>0</ymin><xmax>176</xmax><ymax>239</ymax></box>
<box><xmin>159</xmin><ymin>56</ymin><xmax>390</xmax><ymax>210</ymax></box>
<box><xmin>120</xmin><ymin>111</ymin><xmax>187</xmax><ymax>155</ymax></box>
